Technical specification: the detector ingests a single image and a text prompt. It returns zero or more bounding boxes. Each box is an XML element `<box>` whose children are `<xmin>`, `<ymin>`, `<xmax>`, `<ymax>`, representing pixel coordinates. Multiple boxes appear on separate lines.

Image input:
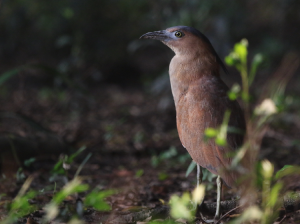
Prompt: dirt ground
<box><xmin>1</xmin><ymin>77</ymin><xmax>300</xmax><ymax>223</ymax></box>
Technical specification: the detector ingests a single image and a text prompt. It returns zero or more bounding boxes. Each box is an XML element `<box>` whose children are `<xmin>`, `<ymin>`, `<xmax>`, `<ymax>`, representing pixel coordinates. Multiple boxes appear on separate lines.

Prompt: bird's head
<box><xmin>140</xmin><ymin>26</ymin><xmax>212</xmax><ymax>55</ymax></box>
<box><xmin>140</xmin><ymin>25</ymin><xmax>228</xmax><ymax>74</ymax></box>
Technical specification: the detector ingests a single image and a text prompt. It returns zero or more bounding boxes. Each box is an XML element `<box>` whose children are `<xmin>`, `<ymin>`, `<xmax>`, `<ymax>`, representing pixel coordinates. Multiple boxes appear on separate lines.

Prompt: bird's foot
<box><xmin>213</xmin><ymin>214</ymin><xmax>220</xmax><ymax>224</ymax></box>
<box><xmin>199</xmin><ymin>218</ymin><xmax>221</xmax><ymax>224</ymax></box>
<box><xmin>199</xmin><ymin>217</ymin><xmax>215</xmax><ymax>224</ymax></box>
<box><xmin>198</xmin><ymin>213</ymin><xmax>221</xmax><ymax>224</ymax></box>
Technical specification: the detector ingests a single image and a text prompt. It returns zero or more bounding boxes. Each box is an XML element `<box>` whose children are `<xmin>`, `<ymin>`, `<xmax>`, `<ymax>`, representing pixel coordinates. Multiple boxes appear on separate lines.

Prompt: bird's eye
<box><xmin>174</xmin><ymin>31</ymin><xmax>184</xmax><ymax>38</ymax></box>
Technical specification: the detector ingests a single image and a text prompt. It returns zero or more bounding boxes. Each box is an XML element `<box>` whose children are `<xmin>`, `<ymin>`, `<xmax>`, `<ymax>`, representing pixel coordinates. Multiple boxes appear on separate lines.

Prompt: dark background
<box><xmin>0</xmin><ymin>0</ymin><xmax>300</xmax><ymax>217</ymax></box>
<box><xmin>1</xmin><ymin>0</ymin><xmax>300</xmax><ymax>86</ymax></box>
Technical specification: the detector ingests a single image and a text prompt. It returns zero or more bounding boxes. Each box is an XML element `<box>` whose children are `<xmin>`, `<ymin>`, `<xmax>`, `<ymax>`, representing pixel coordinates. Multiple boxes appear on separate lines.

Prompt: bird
<box><xmin>140</xmin><ymin>26</ymin><xmax>246</xmax><ymax>221</ymax></box>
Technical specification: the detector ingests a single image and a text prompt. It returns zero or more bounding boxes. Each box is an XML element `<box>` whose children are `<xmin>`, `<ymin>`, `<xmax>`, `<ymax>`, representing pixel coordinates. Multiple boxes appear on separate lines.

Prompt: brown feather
<box><xmin>140</xmin><ymin>25</ymin><xmax>246</xmax><ymax>188</ymax></box>
<box><xmin>169</xmin><ymin>43</ymin><xmax>245</xmax><ymax>188</ymax></box>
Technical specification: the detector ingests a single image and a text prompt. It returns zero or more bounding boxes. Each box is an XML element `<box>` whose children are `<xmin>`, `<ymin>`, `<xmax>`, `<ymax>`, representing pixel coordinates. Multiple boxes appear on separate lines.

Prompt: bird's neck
<box><xmin>169</xmin><ymin>54</ymin><xmax>220</xmax><ymax>106</ymax></box>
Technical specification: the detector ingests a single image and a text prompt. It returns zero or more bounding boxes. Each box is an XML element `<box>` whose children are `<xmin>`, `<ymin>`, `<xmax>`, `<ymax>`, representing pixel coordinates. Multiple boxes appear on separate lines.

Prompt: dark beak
<box><xmin>140</xmin><ymin>30</ymin><xmax>169</xmax><ymax>41</ymax></box>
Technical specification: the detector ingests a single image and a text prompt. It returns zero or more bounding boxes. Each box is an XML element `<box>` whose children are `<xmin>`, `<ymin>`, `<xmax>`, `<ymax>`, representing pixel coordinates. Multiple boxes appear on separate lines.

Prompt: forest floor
<box><xmin>1</xmin><ymin>80</ymin><xmax>300</xmax><ymax>223</ymax></box>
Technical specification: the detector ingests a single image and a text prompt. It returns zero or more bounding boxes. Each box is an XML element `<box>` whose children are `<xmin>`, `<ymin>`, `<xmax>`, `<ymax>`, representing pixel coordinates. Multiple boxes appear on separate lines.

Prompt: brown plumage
<box><xmin>141</xmin><ymin>26</ymin><xmax>246</xmax><ymax>219</ymax></box>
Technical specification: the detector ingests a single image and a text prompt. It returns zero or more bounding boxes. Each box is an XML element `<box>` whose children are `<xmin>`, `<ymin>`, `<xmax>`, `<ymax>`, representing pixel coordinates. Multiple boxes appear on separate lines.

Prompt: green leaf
<box><xmin>215</xmin><ymin>110</ymin><xmax>230</xmax><ymax>146</ymax></box>
<box><xmin>268</xmin><ymin>183</ymin><xmax>282</xmax><ymax>207</ymax></box>
<box><xmin>225</xmin><ymin>55</ymin><xmax>235</xmax><ymax>66</ymax></box>
<box><xmin>275</xmin><ymin>165</ymin><xmax>300</xmax><ymax>179</ymax></box>
<box><xmin>62</xmin><ymin>8</ymin><xmax>74</xmax><ymax>19</ymax></box>
<box><xmin>249</xmin><ymin>53</ymin><xmax>263</xmax><ymax>85</ymax></box>
<box><xmin>234</xmin><ymin>39</ymin><xmax>248</xmax><ymax>63</ymax></box>
<box><xmin>159</xmin><ymin>146</ymin><xmax>177</xmax><ymax>160</ymax></box>
<box><xmin>9</xmin><ymin>190</ymin><xmax>37</xmax><ymax>218</ymax></box>
<box><xmin>178</xmin><ymin>153</ymin><xmax>191</xmax><ymax>164</ymax></box>
<box><xmin>185</xmin><ymin>160</ymin><xmax>197</xmax><ymax>177</ymax></box>
<box><xmin>228</xmin><ymin>91</ymin><xmax>238</xmax><ymax>100</ymax></box>
<box><xmin>158</xmin><ymin>172</ymin><xmax>168</xmax><ymax>181</ymax></box>
<box><xmin>85</xmin><ymin>189</ymin><xmax>116</xmax><ymax>211</ymax></box>
<box><xmin>67</xmin><ymin>146</ymin><xmax>86</xmax><ymax>163</ymax></box>
<box><xmin>225</xmin><ymin>52</ymin><xmax>239</xmax><ymax>66</ymax></box>
<box><xmin>228</xmin><ymin>83</ymin><xmax>241</xmax><ymax>100</ymax></box>
<box><xmin>135</xmin><ymin>169</ymin><xmax>144</xmax><ymax>178</ymax></box>
<box><xmin>169</xmin><ymin>193</ymin><xmax>193</xmax><ymax>220</ymax></box>
<box><xmin>24</xmin><ymin>158</ymin><xmax>36</xmax><ymax>167</ymax></box>
<box><xmin>202</xmin><ymin>169</ymin><xmax>216</xmax><ymax>182</ymax></box>
<box><xmin>230</xmin><ymin>206</ymin><xmax>262</xmax><ymax>224</ymax></box>
<box><xmin>204</xmin><ymin>128</ymin><xmax>218</xmax><ymax>138</ymax></box>
<box><xmin>52</xmin><ymin>178</ymin><xmax>89</xmax><ymax>204</ymax></box>
<box><xmin>0</xmin><ymin>68</ymin><xmax>20</xmax><ymax>86</ymax></box>
<box><xmin>51</xmin><ymin>159</ymin><xmax>65</xmax><ymax>175</ymax></box>
<box><xmin>151</xmin><ymin>155</ymin><xmax>159</xmax><ymax>167</ymax></box>
<box><xmin>215</xmin><ymin>137</ymin><xmax>227</xmax><ymax>146</ymax></box>
<box><xmin>241</xmin><ymin>91</ymin><xmax>249</xmax><ymax>101</ymax></box>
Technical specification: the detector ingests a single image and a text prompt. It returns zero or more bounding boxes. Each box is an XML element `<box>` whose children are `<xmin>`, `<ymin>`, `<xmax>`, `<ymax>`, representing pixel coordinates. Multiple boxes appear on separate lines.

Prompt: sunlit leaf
<box><xmin>225</xmin><ymin>54</ymin><xmax>236</xmax><ymax>66</ymax></box>
<box><xmin>204</xmin><ymin>128</ymin><xmax>218</xmax><ymax>138</ymax></box>
<box><xmin>230</xmin><ymin>206</ymin><xmax>262</xmax><ymax>224</ymax></box>
<box><xmin>261</xmin><ymin>160</ymin><xmax>274</xmax><ymax>179</ymax></box>
<box><xmin>228</xmin><ymin>92</ymin><xmax>237</xmax><ymax>100</ymax></box>
<box><xmin>269</xmin><ymin>183</ymin><xmax>282</xmax><ymax>207</ymax></box>
<box><xmin>68</xmin><ymin>218</ymin><xmax>85</xmax><ymax>224</ymax></box>
<box><xmin>215</xmin><ymin>137</ymin><xmax>227</xmax><ymax>146</ymax></box>
<box><xmin>192</xmin><ymin>185</ymin><xmax>205</xmax><ymax>204</ymax></box>
<box><xmin>234</xmin><ymin>39</ymin><xmax>248</xmax><ymax>63</ymax></box>
<box><xmin>53</xmin><ymin>178</ymin><xmax>89</xmax><ymax>204</ymax></box>
<box><xmin>169</xmin><ymin>193</ymin><xmax>193</xmax><ymax>220</ymax></box>
<box><xmin>44</xmin><ymin>203</ymin><xmax>59</xmax><ymax>221</ymax></box>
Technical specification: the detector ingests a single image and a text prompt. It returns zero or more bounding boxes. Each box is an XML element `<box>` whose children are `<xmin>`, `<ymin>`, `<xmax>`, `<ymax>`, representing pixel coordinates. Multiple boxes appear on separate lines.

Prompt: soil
<box><xmin>0</xmin><ymin>77</ymin><xmax>300</xmax><ymax>223</ymax></box>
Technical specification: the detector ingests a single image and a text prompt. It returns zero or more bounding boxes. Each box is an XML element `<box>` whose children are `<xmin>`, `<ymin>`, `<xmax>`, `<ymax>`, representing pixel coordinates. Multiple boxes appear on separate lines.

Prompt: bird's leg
<box><xmin>196</xmin><ymin>165</ymin><xmax>208</xmax><ymax>222</ymax></box>
<box><xmin>193</xmin><ymin>164</ymin><xmax>203</xmax><ymax>210</ymax></box>
<box><xmin>197</xmin><ymin>164</ymin><xmax>205</xmax><ymax>207</ymax></box>
<box><xmin>214</xmin><ymin>175</ymin><xmax>222</xmax><ymax>222</ymax></box>
<box><xmin>197</xmin><ymin>164</ymin><xmax>202</xmax><ymax>187</ymax></box>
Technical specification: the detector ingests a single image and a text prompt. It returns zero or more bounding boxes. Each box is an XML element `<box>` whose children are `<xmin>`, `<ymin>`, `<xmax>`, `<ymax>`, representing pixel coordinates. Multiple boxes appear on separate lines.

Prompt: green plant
<box><xmin>0</xmin><ymin>176</ymin><xmax>116</xmax><ymax>224</ymax></box>
<box><xmin>178</xmin><ymin>39</ymin><xmax>298</xmax><ymax>223</ymax></box>
<box><xmin>51</xmin><ymin>146</ymin><xmax>86</xmax><ymax>177</ymax></box>
<box><xmin>169</xmin><ymin>185</ymin><xmax>205</xmax><ymax>222</ymax></box>
<box><xmin>84</xmin><ymin>189</ymin><xmax>116</xmax><ymax>211</ymax></box>
<box><xmin>151</xmin><ymin>146</ymin><xmax>178</xmax><ymax>167</ymax></box>
<box><xmin>225</xmin><ymin>39</ymin><xmax>263</xmax><ymax>105</ymax></box>
<box><xmin>43</xmin><ymin>178</ymin><xmax>89</xmax><ymax>222</ymax></box>
<box><xmin>135</xmin><ymin>169</ymin><xmax>144</xmax><ymax>178</ymax></box>
<box><xmin>224</xmin><ymin>39</ymin><xmax>299</xmax><ymax>224</ymax></box>
<box><xmin>0</xmin><ymin>178</ymin><xmax>36</xmax><ymax>224</ymax></box>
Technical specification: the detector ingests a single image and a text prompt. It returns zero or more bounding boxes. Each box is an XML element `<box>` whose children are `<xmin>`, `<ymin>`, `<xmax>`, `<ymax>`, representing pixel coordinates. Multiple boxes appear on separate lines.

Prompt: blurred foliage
<box><xmin>0</xmin><ymin>2</ymin><xmax>300</xmax><ymax>222</ymax></box>
<box><xmin>0</xmin><ymin>0</ymin><xmax>299</xmax><ymax>85</ymax></box>
<box><xmin>151</xmin><ymin>146</ymin><xmax>191</xmax><ymax>168</ymax></box>
<box><xmin>0</xmin><ymin>176</ymin><xmax>115</xmax><ymax>223</ymax></box>
<box><xmin>51</xmin><ymin>146</ymin><xmax>86</xmax><ymax>177</ymax></box>
<box><xmin>224</xmin><ymin>37</ymin><xmax>299</xmax><ymax>224</ymax></box>
<box><xmin>84</xmin><ymin>188</ymin><xmax>116</xmax><ymax>211</ymax></box>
